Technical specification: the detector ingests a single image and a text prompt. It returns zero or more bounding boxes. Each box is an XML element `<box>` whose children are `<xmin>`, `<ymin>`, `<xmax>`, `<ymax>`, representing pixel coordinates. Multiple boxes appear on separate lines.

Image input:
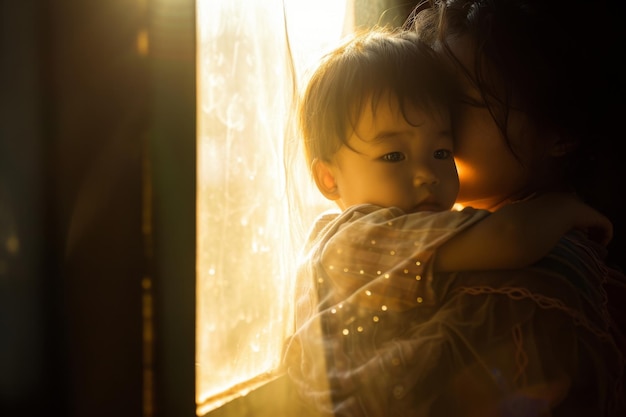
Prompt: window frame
<box><xmin>148</xmin><ymin>1</ymin><xmax>418</xmax><ymax>416</ymax></box>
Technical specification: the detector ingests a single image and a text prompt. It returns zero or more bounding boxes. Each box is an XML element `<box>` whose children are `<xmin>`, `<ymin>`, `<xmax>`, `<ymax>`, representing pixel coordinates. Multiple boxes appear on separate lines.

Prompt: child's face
<box><xmin>324</xmin><ymin>93</ymin><xmax>459</xmax><ymax>213</ymax></box>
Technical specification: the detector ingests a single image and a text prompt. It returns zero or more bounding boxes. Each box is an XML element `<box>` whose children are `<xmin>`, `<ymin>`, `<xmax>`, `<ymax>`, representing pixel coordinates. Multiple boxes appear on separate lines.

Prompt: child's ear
<box><xmin>312</xmin><ymin>159</ymin><xmax>340</xmax><ymax>201</ymax></box>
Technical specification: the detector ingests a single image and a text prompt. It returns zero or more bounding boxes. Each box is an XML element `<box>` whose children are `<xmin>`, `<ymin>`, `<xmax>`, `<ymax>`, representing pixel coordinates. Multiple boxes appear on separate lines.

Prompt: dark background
<box><xmin>1</xmin><ymin>0</ymin><xmax>192</xmax><ymax>416</ymax></box>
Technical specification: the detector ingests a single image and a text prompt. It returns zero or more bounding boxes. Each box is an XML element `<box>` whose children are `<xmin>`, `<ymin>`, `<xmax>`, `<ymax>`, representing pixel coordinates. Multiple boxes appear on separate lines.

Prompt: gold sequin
<box><xmin>416</xmin><ymin>297</ymin><xmax>423</xmax><ymax>303</ymax></box>
<box><xmin>415</xmin><ymin>275</ymin><xmax>421</xmax><ymax>281</ymax></box>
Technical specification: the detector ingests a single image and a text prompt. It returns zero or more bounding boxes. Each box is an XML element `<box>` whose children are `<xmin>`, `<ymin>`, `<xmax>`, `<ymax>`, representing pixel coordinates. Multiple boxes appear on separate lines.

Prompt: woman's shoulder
<box><xmin>533</xmin><ymin>230</ymin><xmax>624</xmax><ymax>292</ymax></box>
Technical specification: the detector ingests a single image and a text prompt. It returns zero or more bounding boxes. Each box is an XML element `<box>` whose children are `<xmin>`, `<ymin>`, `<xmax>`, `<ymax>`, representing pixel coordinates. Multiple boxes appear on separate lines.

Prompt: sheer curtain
<box><xmin>195</xmin><ymin>0</ymin><xmax>348</xmax><ymax>413</ymax></box>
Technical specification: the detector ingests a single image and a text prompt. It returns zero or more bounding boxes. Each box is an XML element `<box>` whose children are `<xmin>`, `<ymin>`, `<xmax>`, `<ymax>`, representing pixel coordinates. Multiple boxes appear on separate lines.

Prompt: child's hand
<box><xmin>569</xmin><ymin>199</ymin><xmax>613</xmax><ymax>246</ymax></box>
<box><xmin>575</xmin><ymin>206</ymin><xmax>613</xmax><ymax>246</ymax></box>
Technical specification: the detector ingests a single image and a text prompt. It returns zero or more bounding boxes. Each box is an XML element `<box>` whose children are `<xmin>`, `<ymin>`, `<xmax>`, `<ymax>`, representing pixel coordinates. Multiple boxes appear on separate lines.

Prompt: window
<box><xmin>190</xmin><ymin>1</ymin><xmax>416</xmax><ymax>415</ymax></box>
<box><xmin>195</xmin><ymin>0</ymin><xmax>348</xmax><ymax>414</ymax></box>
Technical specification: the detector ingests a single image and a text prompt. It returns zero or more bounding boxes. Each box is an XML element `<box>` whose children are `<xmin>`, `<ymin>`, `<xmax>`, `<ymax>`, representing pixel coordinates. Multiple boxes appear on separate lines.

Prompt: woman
<box><xmin>402</xmin><ymin>0</ymin><xmax>626</xmax><ymax>415</ymax></box>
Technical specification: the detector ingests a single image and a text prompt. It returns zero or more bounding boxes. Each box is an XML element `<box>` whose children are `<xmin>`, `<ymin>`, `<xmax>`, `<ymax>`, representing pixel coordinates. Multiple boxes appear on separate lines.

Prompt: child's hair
<box><xmin>298</xmin><ymin>26</ymin><xmax>459</xmax><ymax>171</ymax></box>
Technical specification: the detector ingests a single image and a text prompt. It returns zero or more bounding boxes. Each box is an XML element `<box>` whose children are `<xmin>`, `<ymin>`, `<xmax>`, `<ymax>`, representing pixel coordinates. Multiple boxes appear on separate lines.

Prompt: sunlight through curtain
<box><xmin>195</xmin><ymin>0</ymin><xmax>349</xmax><ymax>413</ymax></box>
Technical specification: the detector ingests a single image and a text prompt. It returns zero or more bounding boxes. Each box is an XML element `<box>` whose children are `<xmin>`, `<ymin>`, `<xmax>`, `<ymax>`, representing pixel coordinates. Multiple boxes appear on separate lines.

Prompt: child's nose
<box><xmin>413</xmin><ymin>167</ymin><xmax>438</xmax><ymax>187</ymax></box>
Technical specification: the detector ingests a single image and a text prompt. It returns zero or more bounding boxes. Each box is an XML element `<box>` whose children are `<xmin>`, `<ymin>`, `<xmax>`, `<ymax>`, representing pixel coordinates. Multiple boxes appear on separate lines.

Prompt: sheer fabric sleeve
<box><xmin>282</xmin><ymin>204</ymin><xmax>490</xmax><ymax>416</ymax></box>
<box><xmin>284</xmin><ymin>207</ymin><xmax>626</xmax><ymax>416</ymax></box>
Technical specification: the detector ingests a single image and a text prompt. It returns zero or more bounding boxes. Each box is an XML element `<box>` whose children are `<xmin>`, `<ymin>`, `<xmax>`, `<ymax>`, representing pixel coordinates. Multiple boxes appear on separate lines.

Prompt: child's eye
<box><xmin>433</xmin><ymin>149</ymin><xmax>453</xmax><ymax>160</ymax></box>
<box><xmin>380</xmin><ymin>152</ymin><xmax>405</xmax><ymax>162</ymax></box>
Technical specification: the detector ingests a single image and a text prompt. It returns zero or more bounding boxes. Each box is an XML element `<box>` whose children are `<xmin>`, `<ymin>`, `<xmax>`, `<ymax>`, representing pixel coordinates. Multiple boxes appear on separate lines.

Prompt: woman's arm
<box><xmin>434</xmin><ymin>192</ymin><xmax>613</xmax><ymax>272</ymax></box>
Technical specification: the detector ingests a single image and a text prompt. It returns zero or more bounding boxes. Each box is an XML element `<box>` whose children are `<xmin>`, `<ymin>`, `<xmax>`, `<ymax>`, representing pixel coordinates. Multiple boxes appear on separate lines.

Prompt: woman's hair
<box><xmin>407</xmin><ymin>0</ymin><xmax>621</xmax><ymax>152</ymax></box>
<box><xmin>298</xmin><ymin>26</ymin><xmax>458</xmax><ymax>169</ymax></box>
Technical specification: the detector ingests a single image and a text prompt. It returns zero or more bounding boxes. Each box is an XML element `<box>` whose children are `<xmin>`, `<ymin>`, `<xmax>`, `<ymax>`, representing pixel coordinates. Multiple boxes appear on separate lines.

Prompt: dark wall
<box><xmin>47</xmin><ymin>0</ymin><xmax>148</xmax><ymax>414</ymax></box>
<box><xmin>1</xmin><ymin>0</ymin><xmax>147</xmax><ymax>416</ymax></box>
<box><xmin>1</xmin><ymin>1</ymin><xmax>50</xmax><ymax>415</ymax></box>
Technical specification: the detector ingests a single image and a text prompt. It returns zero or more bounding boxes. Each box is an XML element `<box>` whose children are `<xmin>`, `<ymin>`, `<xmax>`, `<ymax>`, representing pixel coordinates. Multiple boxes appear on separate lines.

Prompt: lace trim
<box><xmin>511</xmin><ymin>324</ymin><xmax>527</xmax><ymax>386</ymax></box>
<box><xmin>457</xmin><ymin>284</ymin><xmax>625</xmax><ymax>410</ymax></box>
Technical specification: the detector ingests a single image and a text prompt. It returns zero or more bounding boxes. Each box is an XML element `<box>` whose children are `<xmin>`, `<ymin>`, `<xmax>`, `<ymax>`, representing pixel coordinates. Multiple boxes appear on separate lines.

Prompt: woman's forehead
<box><xmin>443</xmin><ymin>35</ymin><xmax>508</xmax><ymax>104</ymax></box>
<box><xmin>439</xmin><ymin>36</ymin><xmax>476</xmax><ymax>91</ymax></box>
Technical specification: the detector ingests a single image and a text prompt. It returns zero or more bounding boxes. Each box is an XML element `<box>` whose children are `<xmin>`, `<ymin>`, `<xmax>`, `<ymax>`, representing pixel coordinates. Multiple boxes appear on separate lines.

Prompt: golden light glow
<box><xmin>136</xmin><ymin>30</ymin><xmax>149</xmax><ymax>56</ymax></box>
<box><xmin>452</xmin><ymin>158</ymin><xmax>476</xmax><ymax>210</ymax></box>
<box><xmin>195</xmin><ymin>0</ymin><xmax>350</xmax><ymax>415</ymax></box>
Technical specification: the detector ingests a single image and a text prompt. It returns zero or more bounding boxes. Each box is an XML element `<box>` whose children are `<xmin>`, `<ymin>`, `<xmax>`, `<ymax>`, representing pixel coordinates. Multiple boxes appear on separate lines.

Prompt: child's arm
<box><xmin>434</xmin><ymin>192</ymin><xmax>613</xmax><ymax>272</ymax></box>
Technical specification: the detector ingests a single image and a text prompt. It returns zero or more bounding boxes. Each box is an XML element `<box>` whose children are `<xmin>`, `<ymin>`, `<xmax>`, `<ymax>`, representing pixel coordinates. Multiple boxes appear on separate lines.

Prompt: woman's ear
<box><xmin>549</xmin><ymin>133</ymin><xmax>579</xmax><ymax>157</ymax></box>
<box><xmin>312</xmin><ymin>159</ymin><xmax>340</xmax><ymax>201</ymax></box>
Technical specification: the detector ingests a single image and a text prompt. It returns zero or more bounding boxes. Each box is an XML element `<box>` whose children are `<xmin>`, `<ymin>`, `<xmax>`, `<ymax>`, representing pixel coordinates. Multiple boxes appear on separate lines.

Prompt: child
<box><xmin>299</xmin><ymin>26</ymin><xmax>610</xmax><ymax>274</ymax></box>
<box><xmin>283</xmin><ymin>27</ymin><xmax>613</xmax><ymax>416</ymax></box>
